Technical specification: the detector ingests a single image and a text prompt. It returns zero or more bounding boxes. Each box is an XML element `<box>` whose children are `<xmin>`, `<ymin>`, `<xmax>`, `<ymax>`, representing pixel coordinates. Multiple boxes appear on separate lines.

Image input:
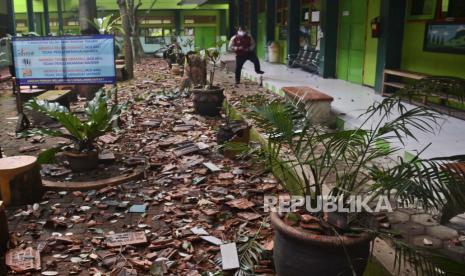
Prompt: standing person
<box><xmin>229</xmin><ymin>26</ymin><xmax>264</xmax><ymax>85</ymax></box>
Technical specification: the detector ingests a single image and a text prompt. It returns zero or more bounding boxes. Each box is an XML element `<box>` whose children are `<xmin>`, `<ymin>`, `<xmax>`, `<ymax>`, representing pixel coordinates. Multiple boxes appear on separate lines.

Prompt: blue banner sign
<box><xmin>13</xmin><ymin>35</ymin><xmax>116</xmax><ymax>85</ymax></box>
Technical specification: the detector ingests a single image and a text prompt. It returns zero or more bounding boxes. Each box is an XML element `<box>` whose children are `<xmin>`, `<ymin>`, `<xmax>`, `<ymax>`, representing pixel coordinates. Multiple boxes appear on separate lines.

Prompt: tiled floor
<box><xmin>235</xmin><ymin>56</ymin><xmax>465</xmax><ymax>159</ymax></box>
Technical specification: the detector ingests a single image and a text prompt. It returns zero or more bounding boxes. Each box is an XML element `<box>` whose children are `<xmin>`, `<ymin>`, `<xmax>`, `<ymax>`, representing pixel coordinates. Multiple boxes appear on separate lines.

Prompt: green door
<box><xmin>337</xmin><ymin>0</ymin><xmax>368</xmax><ymax>84</ymax></box>
<box><xmin>195</xmin><ymin>27</ymin><xmax>217</xmax><ymax>49</ymax></box>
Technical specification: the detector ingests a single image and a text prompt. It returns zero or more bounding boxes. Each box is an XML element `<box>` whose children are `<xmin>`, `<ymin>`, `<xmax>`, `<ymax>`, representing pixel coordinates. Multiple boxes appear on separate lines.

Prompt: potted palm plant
<box><xmin>247</xmin><ymin>95</ymin><xmax>465</xmax><ymax>275</ymax></box>
<box><xmin>23</xmin><ymin>88</ymin><xmax>123</xmax><ymax>172</ymax></box>
<box><xmin>191</xmin><ymin>40</ymin><xmax>227</xmax><ymax>116</ymax></box>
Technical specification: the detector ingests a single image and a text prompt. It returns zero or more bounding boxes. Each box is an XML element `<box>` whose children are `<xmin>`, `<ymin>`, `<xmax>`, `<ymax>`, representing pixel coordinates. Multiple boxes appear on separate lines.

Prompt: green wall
<box><xmin>363</xmin><ymin>0</ymin><xmax>380</xmax><ymax>87</ymax></box>
<box><xmin>401</xmin><ymin>21</ymin><xmax>465</xmax><ymax>78</ymax></box>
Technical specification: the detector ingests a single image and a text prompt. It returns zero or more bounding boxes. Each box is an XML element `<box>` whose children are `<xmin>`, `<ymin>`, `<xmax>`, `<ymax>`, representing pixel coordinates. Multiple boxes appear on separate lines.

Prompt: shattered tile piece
<box><xmin>98</xmin><ymin>152</ymin><xmax>116</xmax><ymax>163</ymax></box>
<box><xmin>226</xmin><ymin>198</ymin><xmax>255</xmax><ymax>210</ymax></box>
<box><xmin>173</xmin><ymin>142</ymin><xmax>200</xmax><ymax>157</ymax></box>
<box><xmin>200</xmin><ymin>236</ymin><xmax>223</xmax><ymax>246</ymax></box>
<box><xmin>105</xmin><ymin>231</ymin><xmax>147</xmax><ymax>247</ymax></box>
<box><xmin>129</xmin><ymin>204</ymin><xmax>147</xmax><ymax>213</ymax></box>
<box><xmin>5</xmin><ymin>247</ymin><xmax>41</xmax><ymax>273</ymax></box>
<box><xmin>141</xmin><ymin>119</ymin><xmax>161</xmax><ymax>127</ymax></box>
<box><xmin>220</xmin><ymin>243</ymin><xmax>240</xmax><ymax>270</ymax></box>
<box><xmin>173</xmin><ymin>124</ymin><xmax>194</xmax><ymax>132</ymax></box>
<box><xmin>203</xmin><ymin>162</ymin><xmax>221</xmax><ymax>172</ymax></box>
<box><xmin>237</xmin><ymin>212</ymin><xmax>261</xmax><ymax>221</ymax></box>
<box><xmin>195</xmin><ymin>142</ymin><xmax>210</xmax><ymax>150</ymax></box>
<box><xmin>218</xmin><ymin>172</ymin><xmax>235</xmax><ymax>180</ymax></box>
<box><xmin>192</xmin><ymin>176</ymin><xmax>206</xmax><ymax>185</ymax></box>
<box><xmin>99</xmin><ymin>134</ymin><xmax>119</xmax><ymax>144</ymax></box>
<box><xmin>190</xmin><ymin>227</ymin><xmax>209</xmax><ymax>235</ymax></box>
<box><xmin>19</xmin><ymin>145</ymin><xmax>40</xmax><ymax>153</ymax></box>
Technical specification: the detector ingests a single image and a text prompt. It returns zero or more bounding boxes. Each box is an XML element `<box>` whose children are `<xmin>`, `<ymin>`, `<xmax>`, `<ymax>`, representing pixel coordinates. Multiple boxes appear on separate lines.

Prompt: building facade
<box><xmin>235</xmin><ymin>0</ymin><xmax>465</xmax><ymax>92</ymax></box>
<box><xmin>9</xmin><ymin>0</ymin><xmax>229</xmax><ymax>52</ymax></box>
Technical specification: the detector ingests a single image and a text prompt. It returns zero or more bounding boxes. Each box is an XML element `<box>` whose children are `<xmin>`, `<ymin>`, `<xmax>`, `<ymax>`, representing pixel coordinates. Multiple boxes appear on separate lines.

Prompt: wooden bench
<box><xmin>55</xmin><ymin>85</ymin><xmax>78</xmax><ymax>101</ymax></box>
<box><xmin>282</xmin><ymin>86</ymin><xmax>334</xmax><ymax>125</ymax></box>
<box><xmin>37</xmin><ymin>89</ymin><xmax>72</xmax><ymax>109</ymax></box>
<box><xmin>381</xmin><ymin>69</ymin><xmax>428</xmax><ymax>96</ymax></box>
<box><xmin>28</xmin><ymin>90</ymin><xmax>72</xmax><ymax>123</ymax></box>
<box><xmin>18</xmin><ymin>88</ymin><xmax>46</xmax><ymax>103</ymax></box>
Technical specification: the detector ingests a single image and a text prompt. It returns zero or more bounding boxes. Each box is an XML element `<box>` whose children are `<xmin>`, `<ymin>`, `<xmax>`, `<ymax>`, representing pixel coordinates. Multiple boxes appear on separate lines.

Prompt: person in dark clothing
<box><xmin>228</xmin><ymin>26</ymin><xmax>264</xmax><ymax>84</ymax></box>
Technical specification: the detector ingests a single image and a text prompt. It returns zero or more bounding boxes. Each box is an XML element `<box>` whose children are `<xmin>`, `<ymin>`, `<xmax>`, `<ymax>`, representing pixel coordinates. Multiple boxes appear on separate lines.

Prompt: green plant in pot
<box><xmin>191</xmin><ymin>40</ymin><xmax>227</xmax><ymax>117</ymax></box>
<box><xmin>247</xmin><ymin>95</ymin><xmax>465</xmax><ymax>275</ymax></box>
<box><xmin>22</xmin><ymin>88</ymin><xmax>124</xmax><ymax>172</ymax></box>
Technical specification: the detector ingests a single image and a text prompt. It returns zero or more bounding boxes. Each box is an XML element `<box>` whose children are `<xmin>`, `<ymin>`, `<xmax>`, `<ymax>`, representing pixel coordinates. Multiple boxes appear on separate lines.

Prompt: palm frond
<box><xmin>371</xmin><ymin>155</ymin><xmax>465</xmax><ymax>216</ymax></box>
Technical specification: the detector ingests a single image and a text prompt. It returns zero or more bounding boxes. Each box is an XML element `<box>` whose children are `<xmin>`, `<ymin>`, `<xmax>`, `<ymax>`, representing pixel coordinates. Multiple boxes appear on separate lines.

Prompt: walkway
<box><xmin>237</xmin><ymin>56</ymin><xmax>465</xmax><ymax>159</ymax></box>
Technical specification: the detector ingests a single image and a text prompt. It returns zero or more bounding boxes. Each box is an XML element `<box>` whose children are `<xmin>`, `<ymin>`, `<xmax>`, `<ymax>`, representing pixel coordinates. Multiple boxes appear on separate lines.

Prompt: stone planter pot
<box><xmin>191</xmin><ymin>86</ymin><xmax>224</xmax><ymax>117</ymax></box>
<box><xmin>271</xmin><ymin>212</ymin><xmax>374</xmax><ymax>276</ymax></box>
<box><xmin>63</xmin><ymin>150</ymin><xmax>99</xmax><ymax>172</ymax></box>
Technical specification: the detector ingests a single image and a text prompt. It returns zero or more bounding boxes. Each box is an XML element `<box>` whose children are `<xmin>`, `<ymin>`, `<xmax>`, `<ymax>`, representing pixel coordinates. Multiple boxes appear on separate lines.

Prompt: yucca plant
<box><xmin>247</xmin><ymin>94</ymin><xmax>465</xmax><ymax>275</ymax></box>
<box><xmin>22</xmin><ymin>88</ymin><xmax>124</xmax><ymax>164</ymax></box>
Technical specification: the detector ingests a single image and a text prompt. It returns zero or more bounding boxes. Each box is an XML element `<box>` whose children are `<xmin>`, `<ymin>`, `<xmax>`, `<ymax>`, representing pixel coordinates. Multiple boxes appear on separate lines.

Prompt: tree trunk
<box><xmin>132</xmin><ymin>27</ymin><xmax>145</xmax><ymax>63</ymax></box>
<box><xmin>117</xmin><ymin>0</ymin><xmax>134</xmax><ymax>79</ymax></box>
<box><xmin>78</xmin><ymin>0</ymin><xmax>101</xmax><ymax>99</ymax></box>
<box><xmin>0</xmin><ymin>159</ymin><xmax>44</xmax><ymax>206</ymax></box>
<box><xmin>128</xmin><ymin>0</ymin><xmax>144</xmax><ymax>63</ymax></box>
<box><xmin>79</xmin><ymin>0</ymin><xmax>98</xmax><ymax>35</ymax></box>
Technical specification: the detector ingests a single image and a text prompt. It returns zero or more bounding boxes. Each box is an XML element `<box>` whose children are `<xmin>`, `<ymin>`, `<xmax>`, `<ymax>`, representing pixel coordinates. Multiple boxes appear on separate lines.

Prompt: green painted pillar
<box><xmin>319</xmin><ymin>0</ymin><xmax>339</xmax><ymax>78</ymax></box>
<box><xmin>57</xmin><ymin>0</ymin><xmax>64</xmax><ymax>35</ymax></box>
<box><xmin>174</xmin><ymin>10</ymin><xmax>181</xmax><ymax>36</ymax></box>
<box><xmin>238</xmin><ymin>0</ymin><xmax>245</xmax><ymax>27</ymax></box>
<box><xmin>266</xmin><ymin>0</ymin><xmax>276</xmax><ymax>44</ymax></box>
<box><xmin>287</xmin><ymin>0</ymin><xmax>300</xmax><ymax>64</ymax></box>
<box><xmin>250</xmin><ymin>0</ymin><xmax>258</xmax><ymax>42</ymax></box>
<box><xmin>6</xmin><ymin>0</ymin><xmax>16</xmax><ymax>35</ymax></box>
<box><xmin>219</xmin><ymin>9</ymin><xmax>228</xmax><ymax>36</ymax></box>
<box><xmin>374</xmin><ymin>0</ymin><xmax>406</xmax><ymax>92</ymax></box>
<box><xmin>43</xmin><ymin>0</ymin><xmax>51</xmax><ymax>35</ymax></box>
<box><xmin>27</xmin><ymin>0</ymin><xmax>35</xmax><ymax>32</ymax></box>
<box><xmin>229</xmin><ymin>0</ymin><xmax>236</xmax><ymax>37</ymax></box>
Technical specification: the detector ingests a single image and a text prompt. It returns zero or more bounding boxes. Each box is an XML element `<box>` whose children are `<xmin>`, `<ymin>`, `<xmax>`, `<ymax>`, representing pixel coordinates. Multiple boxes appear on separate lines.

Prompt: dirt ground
<box><xmin>1</xmin><ymin>58</ymin><xmax>279</xmax><ymax>275</ymax></box>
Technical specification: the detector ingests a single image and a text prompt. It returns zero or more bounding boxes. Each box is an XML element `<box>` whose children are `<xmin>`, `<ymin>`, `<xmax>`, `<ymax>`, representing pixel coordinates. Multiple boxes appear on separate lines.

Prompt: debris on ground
<box><xmin>2</xmin><ymin>58</ymin><xmax>278</xmax><ymax>275</ymax></box>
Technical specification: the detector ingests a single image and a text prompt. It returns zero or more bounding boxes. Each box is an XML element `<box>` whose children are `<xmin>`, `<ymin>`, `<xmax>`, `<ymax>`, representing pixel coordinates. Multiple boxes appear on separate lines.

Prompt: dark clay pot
<box><xmin>192</xmin><ymin>86</ymin><xmax>225</xmax><ymax>117</ymax></box>
<box><xmin>63</xmin><ymin>150</ymin><xmax>99</xmax><ymax>172</ymax></box>
<box><xmin>271</xmin><ymin>212</ymin><xmax>373</xmax><ymax>276</ymax></box>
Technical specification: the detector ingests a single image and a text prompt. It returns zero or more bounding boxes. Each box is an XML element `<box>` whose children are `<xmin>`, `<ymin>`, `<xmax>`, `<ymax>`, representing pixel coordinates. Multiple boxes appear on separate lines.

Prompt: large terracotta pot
<box><xmin>191</xmin><ymin>86</ymin><xmax>224</xmax><ymax>117</ymax></box>
<box><xmin>63</xmin><ymin>150</ymin><xmax>99</xmax><ymax>172</ymax></box>
<box><xmin>271</xmin><ymin>212</ymin><xmax>374</xmax><ymax>276</ymax></box>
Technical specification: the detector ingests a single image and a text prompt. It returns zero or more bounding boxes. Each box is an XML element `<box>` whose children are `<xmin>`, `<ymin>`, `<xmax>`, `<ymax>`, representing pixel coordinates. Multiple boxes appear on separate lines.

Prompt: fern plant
<box><xmin>22</xmin><ymin>88</ymin><xmax>124</xmax><ymax>164</ymax></box>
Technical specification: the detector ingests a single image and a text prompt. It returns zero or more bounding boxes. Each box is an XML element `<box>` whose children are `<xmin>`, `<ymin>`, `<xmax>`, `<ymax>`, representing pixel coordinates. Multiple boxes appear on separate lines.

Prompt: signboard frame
<box><xmin>12</xmin><ymin>35</ymin><xmax>116</xmax><ymax>86</ymax></box>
